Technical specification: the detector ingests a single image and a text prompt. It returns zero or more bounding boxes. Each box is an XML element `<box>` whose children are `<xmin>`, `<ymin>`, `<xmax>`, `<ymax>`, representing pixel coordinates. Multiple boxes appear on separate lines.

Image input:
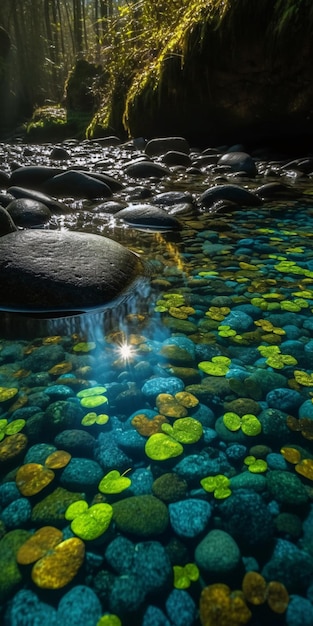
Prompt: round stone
<box><xmin>0</xmin><ymin>230</ymin><xmax>145</xmax><ymax>312</ymax></box>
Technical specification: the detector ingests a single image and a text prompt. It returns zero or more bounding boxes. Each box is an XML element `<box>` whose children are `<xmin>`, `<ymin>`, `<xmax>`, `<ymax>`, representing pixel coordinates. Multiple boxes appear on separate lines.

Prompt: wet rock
<box><xmin>262</xmin><ymin>539</ymin><xmax>313</xmax><ymax>593</ymax></box>
<box><xmin>9</xmin><ymin>165</ymin><xmax>64</xmax><ymax>188</ymax></box>
<box><xmin>57</xmin><ymin>585</ymin><xmax>102</xmax><ymax>626</ymax></box>
<box><xmin>31</xmin><ymin>486</ymin><xmax>83</xmax><ymax>526</ymax></box>
<box><xmin>41</xmin><ymin>170</ymin><xmax>112</xmax><ymax>198</ymax></box>
<box><xmin>54</xmin><ymin>429</ymin><xmax>96</xmax><ymax>457</ymax></box>
<box><xmin>115</xmin><ymin>203</ymin><xmax>181</xmax><ymax>230</ymax></box>
<box><xmin>0</xmin><ymin>529</ymin><xmax>31</xmax><ymax>603</ymax></box>
<box><xmin>112</xmin><ymin>494</ymin><xmax>169</xmax><ymax>537</ymax></box>
<box><xmin>7</xmin><ymin>186</ymin><xmax>68</xmax><ymax>213</ymax></box>
<box><xmin>125</xmin><ymin>161</ymin><xmax>170</xmax><ymax>178</ymax></box>
<box><xmin>49</xmin><ymin>146</ymin><xmax>71</xmax><ymax>160</ymax></box>
<box><xmin>0</xmin><ymin>230</ymin><xmax>145</xmax><ymax>311</ymax></box>
<box><xmin>195</xmin><ymin>529</ymin><xmax>241</xmax><ymax>575</ymax></box>
<box><xmin>6</xmin><ymin>198</ymin><xmax>51</xmax><ymax>227</ymax></box>
<box><xmin>165</xmin><ymin>589</ymin><xmax>197</xmax><ymax>626</ymax></box>
<box><xmin>169</xmin><ymin>499</ymin><xmax>211</xmax><ymax>538</ymax></box>
<box><xmin>217</xmin><ymin>151</ymin><xmax>257</xmax><ymax>176</ymax></box>
<box><xmin>199</xmin><ymin>184</ymin><xmax>262</xmax><ymax>207</ymax></box>
<box><xmin>266</xmin><ymin>470</ymin><xmax>309</xmax><ymax>506</ymax></box>
<box><xmin>218</xmin><ymin>489</ymin><xmax>274</xmax><ymax>547</ymax></box>
<box><xmin>145</xmin><ymin>137</ymin><xmax>189</xmax><ymax>157</ymax></box>
<box><xmin>152</xmin><ymin>191</ymin><xmax>194</xmax><ymax>206</ymax></box>
<box><xmin>4</xmin><ymin>589</ymin><xmax>57</xmax><ymax>626</ymax></box>
<box><xmin>162</xmin><ymin>151</ymin><xmax>192</xmax><ymax>167</ymax></box>
<box><xmin>59</xmin><ymin>457</ymin><xmax>103</xmax><ymax>491</ymax></box>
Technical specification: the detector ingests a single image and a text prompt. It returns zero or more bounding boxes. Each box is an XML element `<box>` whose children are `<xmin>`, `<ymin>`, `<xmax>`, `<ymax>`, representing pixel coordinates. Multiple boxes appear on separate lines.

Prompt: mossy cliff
<box><xmin>120</xmin><ymin>0</ymin><xmax>313</xmax><ymax>147</ymax></box>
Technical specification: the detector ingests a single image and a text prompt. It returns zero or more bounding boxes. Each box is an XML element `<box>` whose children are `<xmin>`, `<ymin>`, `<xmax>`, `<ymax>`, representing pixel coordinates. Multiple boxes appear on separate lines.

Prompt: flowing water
<box><xmin>0</xmin><ymin>140</ymin><xmax>313</xmax><ymax>625</ymax></box>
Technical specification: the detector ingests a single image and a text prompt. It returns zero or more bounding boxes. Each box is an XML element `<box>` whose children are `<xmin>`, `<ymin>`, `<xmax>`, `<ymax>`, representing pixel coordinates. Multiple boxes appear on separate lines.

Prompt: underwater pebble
<box><xmin>165</xmin><ymin>589</ymin><xmax>197</xmax><ymax>626</ymax></box>
<box><xmin>262</xmin><ymin>539</ymin><xmax>313</xmax><ymax>592</ymax></box>
<box><xmin>265</xmin><ymin>388</ymin><xmax>303</xmax><ymax>412</ymax></box>
<box><xmin>57</xmin><ymin>585</ymin><xmax>102</xmax><ymax>626</ymax></box>
<box><xmin>109</xmin><ymin>573</ymin><xmax>146</xmax><ymax>615</ymax></box>
<box><xmin>1</xmin><ymin>498</ymin><xmax>32</xmax><ymax>529</ymax></box>
<box><xmin>266</xmin><ymin>470</ymin><xmax>309</xmax><ymax>506</ymax></box>
<box><xmin>218</xmin><ymin>489</ymin><xmax>274</xmax><ymax>547</ymax></box>
<box><xmin>3</xmin><ymin>589</ymin><xmax>57</xmax><ymax>626</ymax></box>
<box><xmin>105</xmin><ymin>536</ymin><xmax>135</xmax><ymax>574</ymax></box>
<box><xmin>174</xmin><ymin>450</ymin><xmax>232</xmax><ymax>483</ymax></box>
<box><xmin>195</xmin><ymin>529</ymin><xmax>241</xmax><ymax>575</ymax></box>
<box><xmin>141</xmin><ymin>376</ymin><xmax>185</xmax><ymax>399</ymax></box>
<box><xmin>169</xmin><ymin>498</ymin><xmax>211</xmax><ymax>538</ymax></box>
<box><xmin>142</xmin><ymin>605</ymin><xmax>171</xmax><ymax>626</ymax></box>
<box><xmin>128</xmin><ymin>468</ymin><xmax>154</xmax><ymax>496</ymax></box>
<box><xmin>0</xmin><ymin>482</ymin><xmax>21</xmax><ymax>508</ymax></box>
<box><xmin>59</xmin><ymin>457</ymin><xmax>103</xmax><ymax>490</ymax></box>
<box><xmin>286</xmin><ymin>595</ymin><xmax>313</xmax><ymax>626</ymax></box>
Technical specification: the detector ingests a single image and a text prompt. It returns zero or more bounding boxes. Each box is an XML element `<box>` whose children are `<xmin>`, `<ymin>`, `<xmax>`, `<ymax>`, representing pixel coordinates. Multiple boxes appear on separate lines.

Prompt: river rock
<box><xmin>9</xmin><ymin>165</ymin><xmax>64</xmax><ymax>188</ymax></box>
<box><xmin>217</xmin><ymin>151</ymin><xmax>257</xmax><ymax>176</ymax></box>
<box><xmin>195</xmin><ymin>529</ymin><xmax>241</xmax><ymax>575</ymax></box>
<box><xmin>199</xmin><ymin>184</ymin><xmax>262</xmax><ymax>207</ymax></box>
<box><xmin>125</xmin><ymin>161</ymin><xmax>170</xmax><ymax>178</ymax></box>
<box><xmin>145</xmin><ymin>137</ymin><xmax>190</xmax><ymax>156</ymax></box>
<box><xmin>6</xmin><ymin>198</ymin><xmax>51</xmax><ymax>227</ymax></box>
<box><xmin>41</xmin><ymin>170</ymin><xmax>112</xmax><ymax>198</ymax></box>
<box><xmin>0</xmin><ymin>229</ymin><xmax>145</xmax><ymax>311</ymax></box>
<box><xmin>115</xmin><ymin>203</ymin><xmax>181</xmax><ymax>230</ymax></box>
<box><xmin>7</xmin><ymin>186</ymin><xmax>68</xmax><ymax>213</ymax></box>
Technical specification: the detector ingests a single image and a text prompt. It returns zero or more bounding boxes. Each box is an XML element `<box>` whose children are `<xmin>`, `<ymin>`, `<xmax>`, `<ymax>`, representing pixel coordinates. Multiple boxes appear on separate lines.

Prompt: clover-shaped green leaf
<box><xmin>241</xmin><ymin>414</ymin><xmax>262</xmax><ymax>436</ymax></box>
<box><xmin>200</xmin><ymin>474</ymin><xmax>232</xmax><ymax>499</ymax></box>
<box><xmin>162</xmin><ymin>417</ymin><xmax>203</xmax><ymax>444</ymax></box>
<box><xmin>173</xmin><ymin>563</ymin><xmax>200</xmax><ymax>589</ymax></box>
<box><xmin>0</xmin><ymin>418</ymin><xmax>26</xmax><ymax>441</ymax></box>
<box><xmin>65</xmin><ymin>502</ymin><xmax>113</xmax><ymax>540</ymax></box>
<box><xmin>244</xmin><ymin>456</ymin><xmax>268</xmax><ymax>473</ymax></box>
<box><xmin>81</xmin><ymin>412</ymin><xmax>109</xmax><ymax>426</ymax></box>
<box><xmin>294</xmin><ymin>370</ymin><xmax>313</xmax><ymax>386</ymax></box>
<box><xmin>223</xmin><ymin>412</ymin><xmax>241</xmax><ymax>432</ymax></box>
<box><xmin>98</xmin><ymin>470</ymin><xmax>131</xmax><ymax>494</ymax></box>
<box><xmin>145</xmin><ymin>433</ymin><xmax>183</xmax><ymax>461</ymax></box>
<box><xmin>198</xmin><ymin>356</ymin><xmax>231</xmax><ymax>376</ymax></box>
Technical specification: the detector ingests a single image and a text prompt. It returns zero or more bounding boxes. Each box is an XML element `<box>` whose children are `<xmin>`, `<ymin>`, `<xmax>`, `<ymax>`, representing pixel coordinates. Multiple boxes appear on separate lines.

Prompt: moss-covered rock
<box><xmin>112</xmin><ymin>494</ymin><xmax>169</xmax><ymax>537</ymax></box>
<box><xmin>0</xmin><ymin>529</ymin><xmax>31</xmax><ymax>603</ymax></box>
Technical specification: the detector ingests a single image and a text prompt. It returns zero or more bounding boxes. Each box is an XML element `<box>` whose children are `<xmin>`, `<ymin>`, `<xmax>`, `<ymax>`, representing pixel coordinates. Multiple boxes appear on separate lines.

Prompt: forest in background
<box><xmin>1</xmin><ymin>0</ymin><xmax>311</xmax><ymax>146</ymax></box>
<box><xmin>0</xmin><ymin>0</ymin><xmax>192</xmax><ymax>125</ymax></box>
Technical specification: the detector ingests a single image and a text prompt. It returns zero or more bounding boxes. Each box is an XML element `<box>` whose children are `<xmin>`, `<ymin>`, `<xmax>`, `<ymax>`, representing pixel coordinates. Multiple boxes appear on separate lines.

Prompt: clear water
<box><xmin>1</xmin><ymin>141</ymin><xmax>313</xmax><ymax>625</ymax></box>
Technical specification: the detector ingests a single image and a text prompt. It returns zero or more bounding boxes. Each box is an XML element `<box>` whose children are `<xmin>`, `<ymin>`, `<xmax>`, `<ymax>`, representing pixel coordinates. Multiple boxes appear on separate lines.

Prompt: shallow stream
<box><xmin>0</xmin><ymin>139</ymin><xmax>313</xmax><ymax>626</ymax></box>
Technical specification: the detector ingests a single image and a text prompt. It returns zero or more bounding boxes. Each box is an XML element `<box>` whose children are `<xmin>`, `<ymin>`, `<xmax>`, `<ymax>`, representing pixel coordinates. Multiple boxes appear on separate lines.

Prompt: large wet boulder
<box><xmin>0</xmin><ymin>230</ymin><xmax>145</xmax><ymax>312</ymax></box>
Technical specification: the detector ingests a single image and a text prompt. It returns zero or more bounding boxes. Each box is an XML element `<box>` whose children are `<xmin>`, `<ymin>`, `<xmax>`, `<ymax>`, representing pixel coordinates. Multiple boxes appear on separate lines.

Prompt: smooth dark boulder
<box><xmin>10</xmin><ymin>166</ymin><xmax>64</xmax><ymax>189</ymax></box>
<box><xmin>217</xmin><ymin>152</ymin><xmax>257</xmax><ymax>177</ymax></box>
<box><xmin>0</xmin><ymin>230</ymin><xmax>145</xmax><ymax>312</ymax></box>
<box><xmin>115</xmin><ymin>203</ymin><xmax>181</xmax><ymax>230</ymax></box>
<box><xmin>6</xmin><ymin>198</ymin><xmax>51</xmax><ymax>227</ymax></box>
<box><xmin>79</xmin><ymin>170</ymin><xmax>124</xmax><ymax>192</ymax></box>
<box><xmin>7</xmin><ymin>186</ymin><xmax>69</xmax><ymax>213</ymax></box>
<box><xmin>162</xmin><ymin>151</ymin><xmax>192</xmax><ymax>167</ymax></box>
<box><xmin>41</xmin><ymin>170</ymin><xmax>112</xmax><ymax>199</ymax></box>
<box><xmin>124</xmin><ymin>161</ymin><xmax>170</xmax><ymax>179</ymax></box>
<box><xmin>152</xmin><ymin>191</ymin><xmax>194</xmax><ymax>206</ymax></box>
<box><xmin>145</xmin><ymin>137</ymin><xmax>190</xmax><ymax>157</ymax></box>
<box><xmin>199</xmin><ymin>184</ymin><xmax>262</xmax><ymax>208</ymax></box>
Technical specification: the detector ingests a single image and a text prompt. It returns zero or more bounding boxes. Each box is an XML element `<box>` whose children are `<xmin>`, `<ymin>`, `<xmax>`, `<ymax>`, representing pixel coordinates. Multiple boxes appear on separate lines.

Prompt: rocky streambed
<box><xmin>0</xmin><ymin>136</ymin><xmax>313</xmax><ymax>626</ymax></box>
